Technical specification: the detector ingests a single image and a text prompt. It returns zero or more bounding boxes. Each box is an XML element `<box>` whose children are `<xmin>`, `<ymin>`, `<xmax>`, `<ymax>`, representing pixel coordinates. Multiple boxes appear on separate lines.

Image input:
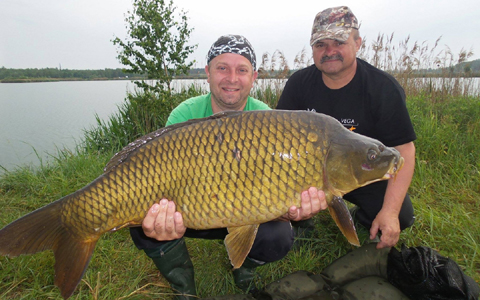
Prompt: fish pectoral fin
<box><xmin>327</xmin><ymin>196</ymin><xmax>360</xmax><ymax>246</ymax></box>
<box><xmin>225</xmin><ymin>224</ymin><xmax>259</xmax><ymax>269</ymax></box>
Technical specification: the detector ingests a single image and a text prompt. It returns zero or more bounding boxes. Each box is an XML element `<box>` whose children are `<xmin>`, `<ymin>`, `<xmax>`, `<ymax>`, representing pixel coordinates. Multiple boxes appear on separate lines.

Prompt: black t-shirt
<box><xmin>277</xmin><ymin>58</ymin><xmax>416</xmax><ymax>147</ymax></box>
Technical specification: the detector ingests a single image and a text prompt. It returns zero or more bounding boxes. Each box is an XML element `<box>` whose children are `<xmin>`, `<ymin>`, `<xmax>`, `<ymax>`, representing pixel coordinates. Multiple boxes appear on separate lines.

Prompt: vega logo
<box><xmin>341</xmin><ymin>118</ymin><xmax>358</xmax><ymax>131</ymax></box>
<box><xmin>307</xmin><ymin>109</ymin><xmax>358</xmax><ymax>131</ymax></box>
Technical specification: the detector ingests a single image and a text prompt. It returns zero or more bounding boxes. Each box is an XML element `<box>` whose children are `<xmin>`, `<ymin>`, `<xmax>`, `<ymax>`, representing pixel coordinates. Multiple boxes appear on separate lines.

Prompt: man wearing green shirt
<box><xmin>165</xmin><ymin>92</ymin><xmax>270</xmax><ymax>126</ymax></box>
<box><xmin>129</xmin><ymin>35</ymin><xmax>326</xmax><ymax>299</ymax></box>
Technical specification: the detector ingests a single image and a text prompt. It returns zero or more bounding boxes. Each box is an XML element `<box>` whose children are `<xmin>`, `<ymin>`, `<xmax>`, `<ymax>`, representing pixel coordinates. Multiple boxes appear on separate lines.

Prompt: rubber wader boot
<box><xmin>143</xmin><ymin>238</ymin><xmax>196</xmax><ymax>300</ymax></box>
<box><xmin>233</xmin><ymin>257</ymin><xmax>264</xmax><ymax>294</ymax></box>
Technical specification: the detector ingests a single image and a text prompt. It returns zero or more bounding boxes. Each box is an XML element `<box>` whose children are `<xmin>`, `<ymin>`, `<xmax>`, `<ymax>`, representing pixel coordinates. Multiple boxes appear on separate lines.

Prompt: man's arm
<box><xmin>370</xmin><ymin>141</ymin><xmax>415</xmax><ymax>249</ymax></box>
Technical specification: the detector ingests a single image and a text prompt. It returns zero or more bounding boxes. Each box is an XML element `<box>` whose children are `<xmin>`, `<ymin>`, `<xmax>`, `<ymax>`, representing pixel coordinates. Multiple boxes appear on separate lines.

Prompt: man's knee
<box><xmin>352</xmin><ymin>193</ymin><xmax>415</xmax><ymax>231</ymax></box>
<box><xmin>398</xmin><ymin>194</ymin><xmax>415</xmax><ymax>230</ymax></box>
<box><xmin>248</xmin><ymin>221</ymin><xmax>294</xmax><ymax>262</ymax></box>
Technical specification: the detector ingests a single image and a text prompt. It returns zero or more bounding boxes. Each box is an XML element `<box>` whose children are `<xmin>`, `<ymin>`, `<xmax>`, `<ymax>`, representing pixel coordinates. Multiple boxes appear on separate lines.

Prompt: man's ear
<box><xmin>355</xmin><ymin>37</ymin><xmax>362</xmax><ymax>51</ymax></box>
<box><xmin>252</xmin><ymin>71</ymin><xmax>258</xmax><ymax>87</ymax></box>
<box><xmin>204</xmin><ymin>65</ymin><xmax>211</xmax><ymax>82</ymax></box>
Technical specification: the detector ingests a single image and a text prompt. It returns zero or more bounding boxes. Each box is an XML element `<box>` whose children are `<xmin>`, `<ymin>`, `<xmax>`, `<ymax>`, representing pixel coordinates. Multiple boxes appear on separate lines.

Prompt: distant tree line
<box><xmin>400</xmin><ymin>59</ymin><xmax>480</xmax><ymax>77</ymax></box>
<box><xmin>454</xmin><ymin>59</ymin><xmax>480</xmax><ymax>74</ymax></box>
<box><xmin>0</xmin><ymin>67</ymin><xmax>141</xmax><ymax>81</ymax></box>
<box><xmin>0</xmin><ymin>67</ymin><xmax>209</xmax><ymax>82</ymax></box>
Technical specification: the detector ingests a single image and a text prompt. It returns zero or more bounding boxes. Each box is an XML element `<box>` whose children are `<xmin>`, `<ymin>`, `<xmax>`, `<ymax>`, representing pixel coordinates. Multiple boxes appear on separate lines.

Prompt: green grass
<box><xmin>1</xmin><ymin>93</ymin><xmax>478</xmax><ymax>299</ymax></box>
<box><xmin>403</xmin><ymin>95</ymin><xmax>480</xmax><ymax>278</ymax></box>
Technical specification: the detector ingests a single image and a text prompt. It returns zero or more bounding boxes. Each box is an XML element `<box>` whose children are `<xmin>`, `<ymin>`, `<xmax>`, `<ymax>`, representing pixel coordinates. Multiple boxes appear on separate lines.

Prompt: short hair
<box><xmin>352</xmin><ymin>29</ymin><xmax>360</xmax><ymax>41</ymax></box>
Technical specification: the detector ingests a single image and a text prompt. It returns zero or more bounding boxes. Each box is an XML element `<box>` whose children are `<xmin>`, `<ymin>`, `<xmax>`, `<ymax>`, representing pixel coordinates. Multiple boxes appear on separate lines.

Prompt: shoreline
<box><xmin>0</xmin><ymin>76</ymin><xmax>208</xmax><ymax>83</ymax></box>
<box><xmin>2</xmin><ymin>73</ymin><xmax>480</xmax><ymax>84</ymax></box>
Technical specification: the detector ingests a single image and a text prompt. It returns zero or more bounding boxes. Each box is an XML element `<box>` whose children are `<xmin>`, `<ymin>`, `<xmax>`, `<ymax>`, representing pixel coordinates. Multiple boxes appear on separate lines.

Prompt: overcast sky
<box><xmin>2</xmin><ymin>0</ymin><xmax>479</xmax><ymax>70</ymax></box>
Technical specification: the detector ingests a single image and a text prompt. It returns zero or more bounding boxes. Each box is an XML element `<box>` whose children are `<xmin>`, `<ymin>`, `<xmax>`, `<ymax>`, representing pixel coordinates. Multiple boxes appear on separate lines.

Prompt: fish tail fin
<box><xmin>0</xmin><ymin>200</ymin><xmax>98</xmax><ymax>299</ymax></box>
<box><xmin>0</xmin><ymin>201</ymin><xmax>66</xmax><ymax>256</ymax></box>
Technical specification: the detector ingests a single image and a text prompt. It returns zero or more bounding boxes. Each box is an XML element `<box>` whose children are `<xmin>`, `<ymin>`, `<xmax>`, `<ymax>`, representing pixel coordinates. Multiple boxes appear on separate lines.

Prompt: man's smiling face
<box><xmin>206</xmin><ymin>53</ymin><xmax>258</xmax><ymax>113</ymax></box>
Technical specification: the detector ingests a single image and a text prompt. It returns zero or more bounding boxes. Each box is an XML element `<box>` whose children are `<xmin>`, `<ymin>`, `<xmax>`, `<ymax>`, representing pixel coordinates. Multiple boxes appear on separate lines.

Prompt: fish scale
<box><xmin>0</xmin><ymin>110</ymin><xmax>404</xmax><ymax>299</ymax></box>
<box><xmin>163</xmin><ymin>112</ymin><xmax>289</xmax><ymax>227</ymax></box>
<box><xmin>59</xmin><ymin>111</ymin><xmax>307</xmax><ymax>236</ymax></box>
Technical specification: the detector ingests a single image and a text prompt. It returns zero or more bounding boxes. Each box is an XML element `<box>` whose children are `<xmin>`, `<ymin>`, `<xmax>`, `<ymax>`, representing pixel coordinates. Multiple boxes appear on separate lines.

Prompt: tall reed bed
<box><xmin>254</xmin><ymin>33</ymin><xmax>478</xmax><ymax>108</ymax></box>
<box><xmin>359</xmin><ymin>33</ymin><xmax>478</xmax><ymax>101</ymax></box>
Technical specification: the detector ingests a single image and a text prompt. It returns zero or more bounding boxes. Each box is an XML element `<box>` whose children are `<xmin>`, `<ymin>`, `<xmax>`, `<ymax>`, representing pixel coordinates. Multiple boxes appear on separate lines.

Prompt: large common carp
<box><xmin>0</xmin><ymin>110</ymin><xmax>403</xmax><ymax>299</ymax></box>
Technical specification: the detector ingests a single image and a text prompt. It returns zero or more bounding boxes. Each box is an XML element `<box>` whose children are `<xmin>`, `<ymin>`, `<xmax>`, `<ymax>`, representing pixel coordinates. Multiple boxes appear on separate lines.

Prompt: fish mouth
<box><xmin>383</xmin><ymin>156</ymin><xmax>404</xmax><ymax>180</ymax></box>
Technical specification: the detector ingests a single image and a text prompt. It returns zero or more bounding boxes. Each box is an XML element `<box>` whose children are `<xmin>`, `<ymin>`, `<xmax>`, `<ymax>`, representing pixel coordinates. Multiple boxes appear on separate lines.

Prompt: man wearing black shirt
<box><xmin>277</xmin><ymin>6</ymin><xmax>416</xmax><ymax>249</ymax></box>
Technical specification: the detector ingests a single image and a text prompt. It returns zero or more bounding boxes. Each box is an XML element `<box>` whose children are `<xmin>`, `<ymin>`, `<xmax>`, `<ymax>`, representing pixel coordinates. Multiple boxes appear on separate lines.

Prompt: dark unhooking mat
<box><xmin>202</xmin><ymin>243</ymin><xmax>479</xmax><ymax>300</ymax></box>
<box><xmin>387</xmin><ymin>244</ymin><xmax>480</xmax><ymax>300</ymax></box>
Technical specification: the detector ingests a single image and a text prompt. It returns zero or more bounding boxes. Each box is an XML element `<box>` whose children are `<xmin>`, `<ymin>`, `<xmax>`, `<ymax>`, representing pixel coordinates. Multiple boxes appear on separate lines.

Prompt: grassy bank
<box><xmin>0</xmin><ymin>89</ymin><xmax>479</xmax><ymax>299</ymax></box>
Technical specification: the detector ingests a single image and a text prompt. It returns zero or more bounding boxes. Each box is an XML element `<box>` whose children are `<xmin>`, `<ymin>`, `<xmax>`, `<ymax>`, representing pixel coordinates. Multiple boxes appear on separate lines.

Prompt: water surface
<box><xmin>0</xmin><ymin>81</ymin><xmax>134</xmax><ymax>171</ymax></box>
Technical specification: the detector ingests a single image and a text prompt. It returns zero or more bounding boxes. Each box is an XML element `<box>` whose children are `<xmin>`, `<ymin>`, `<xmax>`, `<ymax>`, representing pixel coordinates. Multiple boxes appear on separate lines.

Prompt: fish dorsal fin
<box><xmin>103</xmin><ymin>111</ymin><xmax>245</xmax><ymax>173</ymax></box>
<box><xmin>104</xmin><ymin>127</ymin><xmax>172</xmax><ymax>173</ymax></box>
<box><xmin>327</xmin><ymin>196</ymin><xmax>360</xmax><ymax>246</ymax></box>
<box><xmin>225</xmin><ymin>224</ymin><xmax>259</xmax><ymax>269</ymax></box>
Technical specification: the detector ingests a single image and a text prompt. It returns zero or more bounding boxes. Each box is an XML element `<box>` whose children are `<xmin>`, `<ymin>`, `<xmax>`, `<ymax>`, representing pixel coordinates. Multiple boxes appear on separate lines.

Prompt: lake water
<box><xmin>0</xmin><ymin>79</ymin><xmax>213</xmax><ymax>172</ymax></box>
<box><xmin>0</xmin><ymin>80</ymin><xmax>212</xmax><ymax>173</ymax></box>
<box><xmin>0</xmin><ymin>81</ymin><xmax>134</xmax><ymax>172</ymax></box>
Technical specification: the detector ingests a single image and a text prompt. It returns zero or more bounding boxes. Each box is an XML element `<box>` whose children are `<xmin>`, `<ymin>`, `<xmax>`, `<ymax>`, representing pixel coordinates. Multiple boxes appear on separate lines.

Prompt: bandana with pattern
<box><xmin>207</xmin><ymin>35</ymin><xmax>257</xmax><ymax>70</ymax></box>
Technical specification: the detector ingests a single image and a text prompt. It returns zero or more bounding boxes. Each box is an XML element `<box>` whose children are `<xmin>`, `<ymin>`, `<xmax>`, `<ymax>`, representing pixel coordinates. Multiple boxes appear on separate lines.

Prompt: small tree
<box><xmin>112</xmin><ymin>0</ymin><xmax>197</xmax><ymax>95</ymax></box>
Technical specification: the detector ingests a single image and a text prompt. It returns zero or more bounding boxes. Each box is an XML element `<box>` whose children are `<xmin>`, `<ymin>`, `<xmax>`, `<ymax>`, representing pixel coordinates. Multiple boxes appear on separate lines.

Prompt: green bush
<box><xmin>83</xmin><ymin>84</ymin><xmax>205</xmax><ymax>154</ymax></box>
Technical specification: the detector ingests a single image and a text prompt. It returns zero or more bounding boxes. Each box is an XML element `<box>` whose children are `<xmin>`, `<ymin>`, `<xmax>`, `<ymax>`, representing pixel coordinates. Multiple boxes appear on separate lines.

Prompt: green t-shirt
<box><xmin>166</xmin><ymin>93</ymin><xmax>271</xmax><ymax>126</ymax></box>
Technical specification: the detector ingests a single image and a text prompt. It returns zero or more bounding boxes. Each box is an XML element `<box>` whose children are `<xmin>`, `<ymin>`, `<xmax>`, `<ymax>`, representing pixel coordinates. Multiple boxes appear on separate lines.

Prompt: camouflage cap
<box><xmin>310</xmin><ymin>6</ymin><xmax>359</xmax><ymax>46</ymax></box>
<box><xmin>207</xmin><ymin>34</ymin><xmax>257</xmax><ymax>70</ymax></box>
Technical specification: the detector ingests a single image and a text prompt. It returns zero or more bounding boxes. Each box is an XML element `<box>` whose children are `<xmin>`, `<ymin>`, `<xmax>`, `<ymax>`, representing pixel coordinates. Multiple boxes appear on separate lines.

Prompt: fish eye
<box><xmin>367</xmin><ymin>150</ymin><xmax>377</xmax><ymax>161</ymax></box>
